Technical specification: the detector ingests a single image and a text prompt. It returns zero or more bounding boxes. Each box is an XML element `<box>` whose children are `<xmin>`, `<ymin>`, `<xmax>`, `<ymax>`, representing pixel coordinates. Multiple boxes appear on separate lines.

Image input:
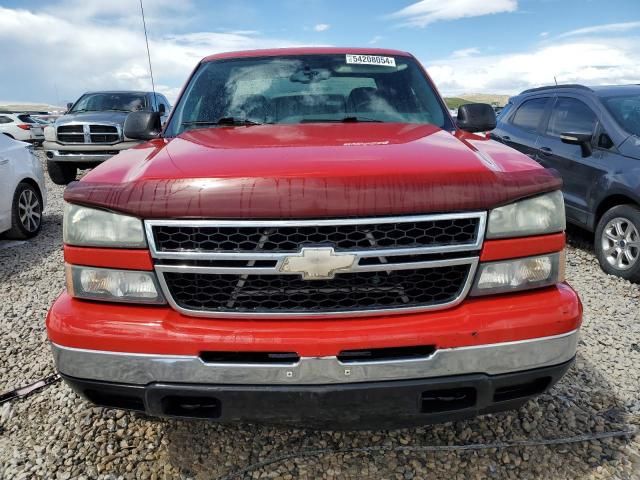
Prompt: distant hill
<box><xmin>443</xmin><ymin>97</ymin><xmax>469</xmax><ymax>110</ymax></box>
<box><xmin>0</xmin><ymin>103</ymin><xmax>65</xmax><ymax>113</ymax></box>
<box><xmin>444</xmin><ymin>94</ymin><xmax>510</xmax><ymax>110</ymax></box>
<box><xmin>459</xmin><ymin>93</ymin><xmax>510</xmax><ymax>106</ymax></box>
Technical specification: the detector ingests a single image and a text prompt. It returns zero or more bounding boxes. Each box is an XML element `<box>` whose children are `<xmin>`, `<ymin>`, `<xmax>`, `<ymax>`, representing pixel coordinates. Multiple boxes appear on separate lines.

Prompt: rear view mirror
<box><xmin>124</xmin><ymin>111</ymin><xmax>162</xmax><ymax>140</ymax></box>
<box><xmin>456</xmin><ymin>103</ymin><xmax>497</xmax><ymax>133</ymax></box>
<box><xmin>158</xmin><ymin>103</ymin><xmax>166</xmax><ymax>115</ymax></box>
<box><xmin>66</xmin><ymin>102</ymin><xmax>73</xmax><ymax>111</ymax></box>
<box><xmin>561</xmin><ymin>132</ymin><xmax>593</xmax><ymax>157</ymax></box>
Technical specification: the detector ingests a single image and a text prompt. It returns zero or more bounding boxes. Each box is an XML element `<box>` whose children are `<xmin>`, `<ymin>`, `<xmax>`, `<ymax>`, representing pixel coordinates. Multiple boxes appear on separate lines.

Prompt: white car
<box><xmin>0</xmin><ymin>134</ymin><xmax>46</xmax><ymax>239</ymax></box>
<box><xmin>0</xmin><ymin>113</ymin><xmax>45</xmax><ymax>143</ymax></box>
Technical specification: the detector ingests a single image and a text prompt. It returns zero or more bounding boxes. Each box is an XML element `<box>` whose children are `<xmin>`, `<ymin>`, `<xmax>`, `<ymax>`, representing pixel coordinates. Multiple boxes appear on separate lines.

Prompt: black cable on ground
<box><xmin>0</xmin><ymin>374</ymin><xmax>61</xmax><ymax>405</ymax></box>
<box><xmin>218</xmin><ymin>427</ymin><xmax>638</xmax><ymax>480</ymax></box>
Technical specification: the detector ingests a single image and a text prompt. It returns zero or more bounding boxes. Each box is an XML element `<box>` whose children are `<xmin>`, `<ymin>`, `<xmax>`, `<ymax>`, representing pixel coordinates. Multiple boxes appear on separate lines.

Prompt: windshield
<box><xmin>602</xmin><ymin>94</ymin><xmax>640</xmax><ymax>136</ymax></box>
<box><xmin>166</xmin><ymin>54</ymin><xmax>449</xmax><ymax>136</ymax></box>
<box><xmin>70</xmin><ymin>93</ymin><xmax>149</xmax><ymax>113</ymax></box>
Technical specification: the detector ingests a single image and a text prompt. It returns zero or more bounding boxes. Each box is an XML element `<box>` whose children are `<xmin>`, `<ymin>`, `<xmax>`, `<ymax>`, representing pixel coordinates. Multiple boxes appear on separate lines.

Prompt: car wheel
<box><xmin>5</xmin><ymin>182</ymin><xmax>43</xmax><ymax>239</ymax></box>
<box><xmin>595</xmin><ymin>204</ymin><xmax>640</xmax><ymax>282</ymax></box>
<box><xmin>47</xmin><ymin>160</ymin><xmax>77</xmax><ymax>185</ymax></box>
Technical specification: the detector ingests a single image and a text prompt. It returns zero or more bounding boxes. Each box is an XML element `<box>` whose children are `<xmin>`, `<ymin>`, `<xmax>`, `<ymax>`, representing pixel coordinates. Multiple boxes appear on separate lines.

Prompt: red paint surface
<box><xmin>64</xmin><ymin>123</ymin><xmax>561</xmax><ymax>219</ymax></box>
<box><xmin>203</xmin><ymin>47</ymin><xmax>413</xmax><ymax>63</ymax></box>
<box><xmin>64</xmin><ymin>246</ymin><xmax>153</xmax><ymax>271</ymax></box>
<box><xmin>47</xmin><ymin>284</ymin><xmax>581</xmax><ymax>357</ymax></box>
<box><xmin>480</xmin><ymin>233</ymin><xmax>566</xmax><ymax>262</ymax></box>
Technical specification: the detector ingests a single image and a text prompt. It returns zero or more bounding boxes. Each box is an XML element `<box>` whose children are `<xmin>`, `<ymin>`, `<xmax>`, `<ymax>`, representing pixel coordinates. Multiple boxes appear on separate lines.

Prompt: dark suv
<box><xmin>492</xmin><ymin>84</ymin><xmax>640</xmax><ymax>282</ymax></box>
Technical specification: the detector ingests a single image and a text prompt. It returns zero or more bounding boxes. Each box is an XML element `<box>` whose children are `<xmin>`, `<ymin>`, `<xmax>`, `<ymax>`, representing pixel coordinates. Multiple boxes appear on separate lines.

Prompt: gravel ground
<box><xmin>0</xmin><ymin>151</ymin><xmax>639</xmax><ymax>479</ymax></box>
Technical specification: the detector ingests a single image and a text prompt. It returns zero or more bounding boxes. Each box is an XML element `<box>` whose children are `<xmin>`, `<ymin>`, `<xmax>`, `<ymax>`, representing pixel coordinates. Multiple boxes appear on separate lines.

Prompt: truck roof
<box><xmin>203</xmin><ymin>47</ymin><xmax>413</xmax><ymax>63</ymax></box>
<box><xmin>80</xmin><ymin>90</ymin><xmax>156</xmax><ymax>95</ymax></box>
<box><xmin>519</xmin><ymin>84</ymin><xmax>640</xmax><ymax>97</ymax></box>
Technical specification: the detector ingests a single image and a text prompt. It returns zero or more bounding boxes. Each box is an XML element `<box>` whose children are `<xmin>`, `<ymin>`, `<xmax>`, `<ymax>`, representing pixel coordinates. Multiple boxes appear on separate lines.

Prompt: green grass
<box><xmin>443</xmin><ymin>97</ymin><xmax>470</xmax><ymax>110</ymax></box>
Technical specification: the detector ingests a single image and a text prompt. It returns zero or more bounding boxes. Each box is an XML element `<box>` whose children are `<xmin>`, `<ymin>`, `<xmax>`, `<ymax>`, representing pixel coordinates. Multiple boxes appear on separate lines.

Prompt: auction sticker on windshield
<box><xmin>346</xmin><ymin>54</ymin><xmax>396</xmax><ymax>67</ymax></box>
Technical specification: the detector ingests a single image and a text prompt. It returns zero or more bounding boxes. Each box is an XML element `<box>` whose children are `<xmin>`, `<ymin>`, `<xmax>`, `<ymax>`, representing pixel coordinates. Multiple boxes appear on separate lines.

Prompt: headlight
<box><xmin>64</xmin><ymin>203</ymin><xmax>146</xmax><ymax>248</ymax></box>
<box><xmin>44</xmin><ymin>126</ymin><xmax>56</xmax><ymax>141</ymax></box>
<box><xmin>66</xmin><ymin>264</ymin><xmax>165</xmax><ymax>304</ymax></box>
<box><xmin>487</xmin><ymin>191</ymin><xmax>565</xmax><ymax>239</ymax></box>
<box><xmin>471</xmin><ymin>252</ymin><xmax>565</xmax><ymax>296</ymax></box>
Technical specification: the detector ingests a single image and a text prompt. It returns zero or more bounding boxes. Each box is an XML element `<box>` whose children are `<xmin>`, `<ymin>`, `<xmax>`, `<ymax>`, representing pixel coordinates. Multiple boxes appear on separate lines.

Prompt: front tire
<box><xmin>47</xmin><ymin>160</ymin><xmax>77</xmax><ymax>185</ymax></box>
<box><xmin>595</xmin><ymin>204</ymin><xmax>640</xmax><ymax>282</ymax></box>
<box><xmin>5</xmin><ymin>182</ymin><xmax>43</xmax><ymax>239</ymax></box>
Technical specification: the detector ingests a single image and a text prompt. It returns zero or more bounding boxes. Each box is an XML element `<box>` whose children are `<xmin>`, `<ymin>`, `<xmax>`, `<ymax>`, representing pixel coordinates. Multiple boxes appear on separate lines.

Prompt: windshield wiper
<box><xmin>300</xmin><ymin>116</ymin><xmax>383</xmax><ymax>123</ymax></box>
<box><xmin>182</xmin><ymin>117</ymin><xmax>263</xmax><ymax>128</ymax></box>
<box><xmin>342</xmin><ymin>116</ymin><xmax>383</xmax><ymax>123</ymax></box>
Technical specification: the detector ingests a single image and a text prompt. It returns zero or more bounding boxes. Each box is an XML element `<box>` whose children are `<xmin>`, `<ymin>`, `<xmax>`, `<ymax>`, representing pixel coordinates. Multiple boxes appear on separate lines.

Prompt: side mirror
<box><xmin>124</xmin><ymin>111</ymin><xmax>162</xmax><ymax>140</ymax></box>
<box><xmin>66</xmin><ymin>102</ymin><xmax>73</xmax><ymax>111</ymax></box>
<box><xmin>456</xmin><ymin>103</ymin><xmax>497</xmax><ymax>133</ymax></box>
<box><xmin>560</xmin><ymin>132</ymin><xmax>593</xmax><ymax>157</ymax></box>
<box><xmin>598</xmin><ymin>133</ymin><xmax>614</xmax><ymax>149</ymax></box>
<box><xmin>158</xmin><ymin>103</ymin><xmax>166</xmax><ymax>115</ymax></box>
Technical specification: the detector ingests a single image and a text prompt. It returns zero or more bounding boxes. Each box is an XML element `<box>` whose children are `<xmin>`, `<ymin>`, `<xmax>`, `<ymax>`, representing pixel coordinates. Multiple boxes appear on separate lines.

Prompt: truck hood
<box><xmin>65</xmin><ymin>123</ymin><xmax>561</xmax><ymax>218</ymax></box>
<box><xmin>55</xmin><ymin>111</ymin><xmax>130</xmax><ymax>126</ymax></box>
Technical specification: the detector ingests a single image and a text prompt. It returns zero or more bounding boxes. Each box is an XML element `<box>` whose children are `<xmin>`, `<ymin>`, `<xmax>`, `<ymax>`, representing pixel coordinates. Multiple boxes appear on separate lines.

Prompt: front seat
<box><xmin>226</xmin><ymin>95</ymin><xmax>271</xmax><ymax>122</ymax></box>
<box><xmin>347</xmin><ymin>87</ymin><xmax>378</xmax><ymax>113</ymax></box>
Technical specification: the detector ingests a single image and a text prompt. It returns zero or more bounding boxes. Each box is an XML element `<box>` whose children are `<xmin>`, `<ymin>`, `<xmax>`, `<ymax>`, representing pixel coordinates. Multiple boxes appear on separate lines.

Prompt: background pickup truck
<box><xmin>43</xmin><ymin>90</ymin><xmax>171</xmax><ymax>185</ymax></box>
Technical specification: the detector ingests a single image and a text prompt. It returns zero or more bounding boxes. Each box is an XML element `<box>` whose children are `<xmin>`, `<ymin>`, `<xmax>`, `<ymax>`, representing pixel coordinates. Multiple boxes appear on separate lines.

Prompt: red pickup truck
<box><xmin>47</xmin><ymin>48</ymin><xmax>581</xmax><ymax>428</ymax></box>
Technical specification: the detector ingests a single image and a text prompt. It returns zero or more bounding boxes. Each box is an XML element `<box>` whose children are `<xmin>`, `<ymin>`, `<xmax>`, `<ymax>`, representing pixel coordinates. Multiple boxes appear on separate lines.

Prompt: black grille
<box><xmin>90</xmin><ymin>134</ymin><xmax>118</xmax><ymax>143</ymax></box>
<box><xmin>90</xmin><ymin>125</ymin><xmax>117</xmax><ymax>133</ymax></box>
<box><xmin>57</xmin><ymin>125</ymin><xmax>83</xmax><ymax>133</ymax></box>
<box><xmin>153</xmin><ymin>218</ymin><xmax>479</xmax><ymax>253</ymax></box>
<box><xmin>163</xmin><ymin>265</ymin><xmax>470</xmax><ymax>314</ymax></box>
<box><xmin>58</xmin><ymin>135</ymin><xmax>80</xmax><ymax>143</ymax></box>
<box><xmin>57</xmin><ymin>125</ymin><xmax>84</xmax><ymax>143</ymax></box>
<box><xmin>90</xmin><ymin>125</ymin><xmax>118</xmax><ymax>143</ymax></box>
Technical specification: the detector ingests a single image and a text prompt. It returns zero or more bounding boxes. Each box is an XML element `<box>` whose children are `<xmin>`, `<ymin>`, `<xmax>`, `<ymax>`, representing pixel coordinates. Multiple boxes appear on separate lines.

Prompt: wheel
<box><xmin>595</xmin><ymin>204</ymin><xmax>640</xmax><ymax>282</ymax></box>
<box><xmin>4</xmin><ymin>182</ymin><xmax>43</xmax><ymax>239</ymax></box>
<box><xmin>47</xmin><ymin>160</ymin><xmax>77</xmax><ymax>185</ymax></box>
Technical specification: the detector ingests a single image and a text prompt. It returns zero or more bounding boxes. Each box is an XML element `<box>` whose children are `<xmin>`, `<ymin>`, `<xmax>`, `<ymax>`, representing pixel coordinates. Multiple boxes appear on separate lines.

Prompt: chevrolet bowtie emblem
<box><xmin>279</xmin><ymin>247</ymin><xmax>356</xmax><ymax>280</ymax></box>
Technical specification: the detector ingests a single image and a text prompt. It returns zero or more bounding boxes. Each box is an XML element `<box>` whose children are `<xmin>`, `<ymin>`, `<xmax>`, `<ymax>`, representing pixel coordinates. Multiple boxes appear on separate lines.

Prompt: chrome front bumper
<box><xmin>44</xmin><ymin>140</ymin><xmax>139</xmax><ymax>163</ymax></box>
<box><xmin>45</xmin><ymin>150</ymin><xmax>117</xmax><ymax>163</ymax></box>
<box><xmin>51</xmin><ymin>330</ymin><xmax>578</xmax><ymax>386</ymax></box>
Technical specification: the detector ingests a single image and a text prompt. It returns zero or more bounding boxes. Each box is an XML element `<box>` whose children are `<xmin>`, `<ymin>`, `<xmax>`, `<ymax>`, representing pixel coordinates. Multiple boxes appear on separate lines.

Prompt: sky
<box><xmin>0</xmin><ymin>0</ymin><xmax>639</xmax><ymax>105</ymax></box>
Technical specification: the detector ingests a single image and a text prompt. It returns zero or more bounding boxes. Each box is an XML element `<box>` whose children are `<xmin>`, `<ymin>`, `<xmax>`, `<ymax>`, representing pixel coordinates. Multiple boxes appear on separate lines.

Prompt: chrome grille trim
<box><xmin>145</xmin><ymin>213</ymin><xmax>487</xmax><ymax>319</ymax></box>
<box><xmin>155</xmin><ymin>256</ymin><xmax>478</xmax><ymax>276</ymax></box>
<box><xmin>145</xmin><ymin>212</ymin><xmax>487</xmax><ymax>260</ymax></box>
<box><xmin>56</xmin><ymin>122</ymin><xmax>122</xmax><ymax>145</ymax></box>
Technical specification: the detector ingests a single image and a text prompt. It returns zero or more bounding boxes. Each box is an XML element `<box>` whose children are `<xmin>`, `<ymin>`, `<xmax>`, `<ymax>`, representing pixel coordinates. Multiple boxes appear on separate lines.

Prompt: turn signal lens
<box><xmin>471</xmin><ymin>252</ymin><xmax>564</xmax><ymax>296</ymax></box>
<box><xmin>66</xmin><ymin>264</ymin><xmax>165</xmax><ymax>304</ymax></box>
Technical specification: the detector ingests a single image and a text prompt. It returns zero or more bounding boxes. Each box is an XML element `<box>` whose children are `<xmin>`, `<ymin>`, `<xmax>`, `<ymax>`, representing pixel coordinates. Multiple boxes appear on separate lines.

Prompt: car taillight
<box><xmin>17</xmin><ymin>124</ymin><xmax>32</xmax><ymax>130</ymax></box>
